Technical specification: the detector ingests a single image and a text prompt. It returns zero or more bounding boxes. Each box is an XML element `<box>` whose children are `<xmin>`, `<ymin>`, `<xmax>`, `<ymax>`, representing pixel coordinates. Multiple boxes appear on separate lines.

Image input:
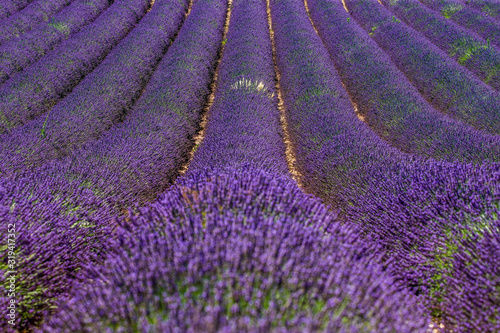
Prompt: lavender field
<box><xmin>0</xmin><ymin>0</ymin><xmax>499</xmax><ymax>331</ymax></box>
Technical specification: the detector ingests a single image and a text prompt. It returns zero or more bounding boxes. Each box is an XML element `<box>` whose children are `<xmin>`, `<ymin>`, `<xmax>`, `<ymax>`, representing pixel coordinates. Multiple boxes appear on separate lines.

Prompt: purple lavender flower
<box><xmin>40</xmin><ymin>167</ymin><xmax>429</xmax><ymax>333</ymax></box>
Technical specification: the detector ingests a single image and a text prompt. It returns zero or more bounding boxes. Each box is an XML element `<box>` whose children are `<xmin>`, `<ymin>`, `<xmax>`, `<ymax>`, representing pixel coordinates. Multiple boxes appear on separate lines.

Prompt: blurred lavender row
<box><xmin>0</xmin><ymin>0</ymin><xmax>35</xmax><ymax>21</ymax></box>
<box><xmin>0</xmin><ymin>0</ymin><xmax>112</xmax><ymax>85</ymax></box>
<box><xmin>307</xmin><ymin>0</ymin><xmax>500</xmax><ymax>163</ymax></box>
<box><xmin>0</xmin><ymin>0</ymin><xmax>73</xmax><ymax>45</ymax></box>
<box><xmin>0</xmin><ymin>0</ymin><xmax>149</xmax><ymax>134</ymax></box>
<box><xmin>345</xmin><ymin>0</ymin><xmax>500</xmax><ymax>136</ymax></box>
<box><xmin>270</xmin><ymin>0</ymin><xmax>500</xmax><ymax>330</ymax></box>
<box><xmin>381</xmin><ymin>0</ymin><xmax>500</xmax><ymax>91</ymax></box>
<box><xmin>40</xmin><ymin>166</ymin><xmax>429</xmax><ymax>332</ymax></box>
<box><xmin>188</xmin><ymin>0</ymin><xmax>288</xmax><ymax>174</ymax></box>
<box><xmin>0</xmin><ymin>0</ymin><xmax>189</xmax><ymax>175</ymax></box>
<box><xmin>419</xmin><ymin>0</ymin><xmax>500</xmax><ymax>49</ymax></box>
<box><xmin>464</xmin><ymin>0</ymin><xmax>500</xmax><ymax>19</ymax></box>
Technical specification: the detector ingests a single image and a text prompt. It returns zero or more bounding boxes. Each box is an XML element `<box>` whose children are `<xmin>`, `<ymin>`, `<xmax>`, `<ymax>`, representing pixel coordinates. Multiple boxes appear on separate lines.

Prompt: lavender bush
<box><xmin>0</xmin><ymin>175</ymin><xmax>113</xmax><ymax>332</ymax></box>
<box><xmin>40</xmin><ymin>167</ymin><xmax>429</xmax><ymax>333</ymax></box>
<box><xmin>0</xmin><ymin>0</ymin><xmax>73</xmax><ymax>45</ymax></box>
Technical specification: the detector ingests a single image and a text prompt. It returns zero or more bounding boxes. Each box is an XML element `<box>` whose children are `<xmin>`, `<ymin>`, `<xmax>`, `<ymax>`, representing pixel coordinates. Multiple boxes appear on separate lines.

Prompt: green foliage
<box><xmin>441</xmin><ymin>3</ymin><xmax>463</xmax><ymax>19</ymax></box>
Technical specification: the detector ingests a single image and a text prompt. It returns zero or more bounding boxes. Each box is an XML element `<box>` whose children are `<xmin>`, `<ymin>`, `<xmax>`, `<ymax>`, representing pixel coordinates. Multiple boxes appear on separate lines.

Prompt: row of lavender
<box><xmin>39</xmin><ymin>0</ymin><xmax>429</xmax><ymax>331</ymax></box>
<box><xmin>0</xmin><ymin>0</ymin><xmax>152</xmax><ymax>138</ymax></box>
<box><xmin>0</xmin><ymin>0</ymin><xmax>73</xmax><ymax>45</ymax></box>
<box><xmin>284</xmin><ymin>0</ymin><xmax>499</xmax><ymax>331</ymax></box>
<box><xmin>0</xmin><ymin>0</ymin><xmax>112</xmax><ymax>86</ymax></box>
<box><xmin>339</xmin><ymin>0</ymin><xmax>500</xmax><ymax>136</ymax></box>
<box><xmin>381</xmin><ymin>0</ymin><xmax>500</xmax><ymax>91</ymax></box>
<box><xmin>0</xmin><ymin>0</ymin><xmax>228</xmax><ymax>329</ymax></box>
<box><xmin>418</xmin><ymin>0</ymin><xmax>500</xmax><ymax>49</ymax></box>
<box><xmin>0</xmin><ymin>0</ymin><xmax>187</xmax><ymax>175</ymax></box>
<box><xmin>0</xmin><ymin>0</ymin><xmax>34</xmax><ymax>21</ymax></box>
<box><xmin>0</xmin><ymin>0</ymin><xmax>498</xmax><ymax>331</ymax></box>
<box><xmin>303</xmin><ymin>0</ymin><xmax>500</xmax><ymax>163</ymax></box>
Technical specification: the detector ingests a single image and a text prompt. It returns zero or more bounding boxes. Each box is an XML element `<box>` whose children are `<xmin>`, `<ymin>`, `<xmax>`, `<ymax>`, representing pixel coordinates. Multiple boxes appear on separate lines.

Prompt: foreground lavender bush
<box><xmin>41</xmin><ymin>167</ymin><xmax>428</xmax><ymax>333</ymax></box>
<box><xmin>0</xmin><ymin>176</ymin><xmax>112</xmax><ymax>332</ymax></box>
<box><xmin>0</xmin><ymin>0</ymin><xmax>73</xmax><ymax>45</ymax></box>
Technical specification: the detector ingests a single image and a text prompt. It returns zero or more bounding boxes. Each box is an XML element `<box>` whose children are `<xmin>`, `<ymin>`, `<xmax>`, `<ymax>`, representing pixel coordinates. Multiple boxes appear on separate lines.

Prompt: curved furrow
<box><xmin>0</xmin><ymin>0</ymin><xmax>190</xmax><ymax>175</ymax></box>
<box><xmin>0</xmin><ymin>0</ymin><xmax>111</xmax><ymax>84</ymax></box>
<box><xmin>0</xmin><ymin>176</ymin><xmax>113</xmax><ymax>331</ymax></box>
<box><xmin>270</xmin><ymin>0</ymin><xmax>500</xmax><ymax>329</ymax></box>
<box><xmin>0</xmin><ymin>0</ymin><xmax>35</xmax><ymax>21</ymax></box>
<box><xmin>187</xmin><ymin>0</ymin><xmax>288</xmax><ymax>175</ymax></box>
<box><xmin>344</xmin><ymin>0</ymin><xmax>500</xmax><ymax>136</ymax></box>
<box><xmin>381</xmin><ymin>0</ymin><xmax>500</xmax><ymax>91</ymax></box>
<box><xmin>419</xmin><ymin>0</ymin><xmax>500</xmax><ymax>50</ymax></box>
<box><xmin>306</xmin><ymin>0</ymin><xmax>500</xmax><ymax>163</ymax></box>
<box><xmin>0</xmin><ymin>0</ymin><xmax>73</xmax><ymax>46</ymax></box>
<box><xmin>0</xmin><ymin>0</ymin><xmax>150</xmax><ymax>134</ymax></box>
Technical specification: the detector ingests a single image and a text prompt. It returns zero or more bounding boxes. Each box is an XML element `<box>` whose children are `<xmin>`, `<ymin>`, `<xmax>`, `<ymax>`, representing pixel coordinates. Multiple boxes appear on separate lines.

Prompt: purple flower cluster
<box><xmin>41</xmin><ymin>167</ymin><xmax>429</xmax><ymax>332</ymax></box>
<box><xmin>0</xmin><ymin>0</ymin><xmax>73</xmax><ymax>45</ymax></box>
<box><xmin>0</xmin><ymin>0</ymin><xmax>34</xmax><ymax>21</ymax></box>
<box><xmin>0</xmin><ymin>0</ymin><xmax>498</xmax><ymax>331</ymax></box>
<box><xmin>0</xmin><ymin>0</ymin><xmax>150</xmax><ymax>133</ymax></box>
<box><xmin>419</xmin><ymin>0</ymin><xmax>500</xmax><ymax>50</ymax></box>
<box><xmin>270</xmin><ymin>0</ymin><xmax>500</xmax><ymax>330</ymax></box>
<box><xmin>344</xmin><ymin>0</ymin><xmax>500</xmax><ymax>136</ymax></box>
<box><xmin>0</xmin><ymin>0</ymin><xmax>112</xmax><ymax>85</ymax></box>
<box><xmin>189</xmin><ymin>0</ymin><xmax>288</xmax><ymax>174</ymax></box>
<box><xmin>307</xmin><ymin>0</ymin><xmax>500</xmax><ymax>163</ymax></box>
<box><xmin>445</xmin><ymin>221</ymin><xmax>500</xmax><ymax>332</ymax></box>
<box><xmin>0</xmin><ymin>175</ymin><xmax>113</xmax><ymax>332</ymax></box>
<box><xmin>0</xmin><ymin>0</ymin><xmax>189</xmax><ymax>175</ymax></box>
<box><xmin>380</xmin><ymin>0</ymin><xmax>500</xmax><ymax>91</ymax></box>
